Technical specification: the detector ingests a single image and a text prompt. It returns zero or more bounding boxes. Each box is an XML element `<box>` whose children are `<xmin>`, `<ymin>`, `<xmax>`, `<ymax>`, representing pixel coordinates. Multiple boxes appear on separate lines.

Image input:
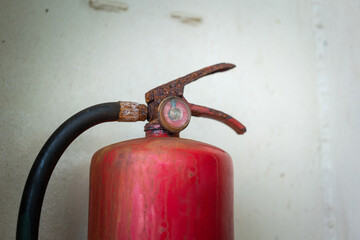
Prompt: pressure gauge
<box><xmin>158</xmin><ymin>97</ymin><xmax>191</xmax><ymax>133</ymax></box>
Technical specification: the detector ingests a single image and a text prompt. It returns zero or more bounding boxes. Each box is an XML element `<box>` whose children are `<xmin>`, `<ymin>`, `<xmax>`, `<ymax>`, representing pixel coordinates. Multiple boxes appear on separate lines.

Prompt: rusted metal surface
<box><xmin>115</xmin><ymin>63</ymin><xmax>245</xmax><ymax>134</ymax></box>
<box><xmin>145</xmin><ymin>124</ymin><xmax>180</xmax><ymax>138</ymax></box>
<box><xmin>88</xmin><ymin>136</ymin><xmax>234</xmax><ymax>240</ymax></box>
<box><xmin>189</xmin><ymin>103</ymin><xmax>246</xmax><ymax>134</ymax></box>
<box><xmin>144</xmin><ymin>63</ymin><xmax>246</xmax><ymax>134</ymax></box>
<box><xmin>118</xmin><ymin>101</ymin><xmax>147</xmax><ymax>122</ymax></box>
<box><xmin>145</xmin><ymin>63</ymin><xmax>234</xmax><ymax>121</ymax></box>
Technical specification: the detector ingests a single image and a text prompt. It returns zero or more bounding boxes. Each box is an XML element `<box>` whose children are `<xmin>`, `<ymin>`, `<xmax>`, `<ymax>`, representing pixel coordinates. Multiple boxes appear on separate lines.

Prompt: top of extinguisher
<box><xmin>118</xmin><ymin>63</ymin><xmax>246</xmax><ymax>135</ymax></box>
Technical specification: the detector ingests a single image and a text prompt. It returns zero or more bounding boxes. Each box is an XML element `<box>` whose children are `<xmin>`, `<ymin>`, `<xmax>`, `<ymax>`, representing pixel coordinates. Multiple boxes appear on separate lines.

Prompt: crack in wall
<box><xmin>311</xmin><ymin>0</ymin><xmax>337</xmax><ymax>239</ymax></box>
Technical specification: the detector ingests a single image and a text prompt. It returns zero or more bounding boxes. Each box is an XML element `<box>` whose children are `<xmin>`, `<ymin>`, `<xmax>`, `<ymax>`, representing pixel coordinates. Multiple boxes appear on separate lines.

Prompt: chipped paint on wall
<box><xmin>311</xmin><ymin>0</ymin><xmax>337</xmax><ymax>239</ymax></box>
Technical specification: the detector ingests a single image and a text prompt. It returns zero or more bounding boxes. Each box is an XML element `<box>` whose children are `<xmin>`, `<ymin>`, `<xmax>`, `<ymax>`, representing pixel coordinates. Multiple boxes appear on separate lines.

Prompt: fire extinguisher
<box><xmin>17</xmin><ymin>63</ymin><xmax>246</xmax><ymax>240</ymax></box>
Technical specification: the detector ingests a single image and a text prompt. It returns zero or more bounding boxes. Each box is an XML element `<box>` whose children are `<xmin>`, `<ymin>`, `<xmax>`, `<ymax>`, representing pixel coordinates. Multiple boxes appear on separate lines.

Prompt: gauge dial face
<box><xmin>158</xmin><ymin>97</ymin><xmax>191</xmax><ymax>132</ymax></box>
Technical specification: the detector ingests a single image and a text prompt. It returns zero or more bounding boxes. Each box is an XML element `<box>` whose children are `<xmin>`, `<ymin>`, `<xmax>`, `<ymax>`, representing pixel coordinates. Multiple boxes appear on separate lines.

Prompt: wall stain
<box><xmin>89</xmin><ymin>0</ymin><xmax>128</xmax><ymax>12</ymax></box>
<box><xmin>170</xmin><ymin>11</ymin><xmax>202</xmax><ymax>25</ymax></box>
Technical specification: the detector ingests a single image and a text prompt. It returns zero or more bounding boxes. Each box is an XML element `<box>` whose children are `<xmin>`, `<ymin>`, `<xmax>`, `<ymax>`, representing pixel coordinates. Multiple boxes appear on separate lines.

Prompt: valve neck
<box><xmin>145</xmin><ymin>123</ymin><xmax>179</xmax><ymax>138</ymax></box>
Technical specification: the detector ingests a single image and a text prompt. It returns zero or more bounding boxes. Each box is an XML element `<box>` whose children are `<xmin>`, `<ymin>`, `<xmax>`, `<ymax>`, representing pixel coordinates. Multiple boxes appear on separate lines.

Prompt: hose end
<box><xmin>118</xmin><ymin>101</ymin><xmax>148</xmax><ymax>122</ymax></box>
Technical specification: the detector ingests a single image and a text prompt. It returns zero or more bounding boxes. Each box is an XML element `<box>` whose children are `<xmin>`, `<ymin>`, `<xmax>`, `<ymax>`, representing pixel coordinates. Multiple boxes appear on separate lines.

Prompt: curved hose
<box><xmin>17</xmin><ymin>102</ymin><xmax>120</xmax><ymax>240</ymax></box>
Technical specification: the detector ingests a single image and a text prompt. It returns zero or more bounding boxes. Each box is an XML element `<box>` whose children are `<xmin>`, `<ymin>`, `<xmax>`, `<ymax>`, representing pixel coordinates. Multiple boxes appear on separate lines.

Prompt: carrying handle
<box><xmin>163</xmin><ymin>62</ymin><xmax>235</xmax><ymax>90</ymax></box>
<box><xmin>145</xmin><ymin>63</ymin><xmax>235</xmax><ymax>104</ymax></box>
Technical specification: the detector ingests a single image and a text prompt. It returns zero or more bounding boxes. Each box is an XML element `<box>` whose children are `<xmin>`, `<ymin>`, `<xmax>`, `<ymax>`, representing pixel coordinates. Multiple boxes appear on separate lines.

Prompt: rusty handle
<box><xmin>170</xmin><ymin>63</ymin><xmax>236</xmax><ymax>87</ymax></box>
<box><xmin>189</xmin><ymin>103</ymin><xmax>246</xmax><ymax>134</ymax></box>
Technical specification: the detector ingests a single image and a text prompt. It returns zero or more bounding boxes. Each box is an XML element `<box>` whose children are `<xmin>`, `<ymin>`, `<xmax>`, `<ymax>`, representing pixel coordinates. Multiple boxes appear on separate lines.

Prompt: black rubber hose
<box><xmin>17</xmin><ymin>102</ymin><xmax>120</xmax><ymax>240</ymax></box>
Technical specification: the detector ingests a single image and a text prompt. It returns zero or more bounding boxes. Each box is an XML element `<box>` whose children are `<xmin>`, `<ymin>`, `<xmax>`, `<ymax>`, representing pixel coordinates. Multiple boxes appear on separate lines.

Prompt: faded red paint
<box><xmin>88</xmin><ymin>133</ymin><xmax>234</xmax><ymax>240</ymax></box>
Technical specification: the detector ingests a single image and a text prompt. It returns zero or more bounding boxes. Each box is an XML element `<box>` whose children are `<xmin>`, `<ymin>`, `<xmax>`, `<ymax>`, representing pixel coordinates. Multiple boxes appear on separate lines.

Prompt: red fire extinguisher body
<box><xmin>88</xmin><ymin>134</ymin><xmax>234</xmax><ymax>240</ymax></box>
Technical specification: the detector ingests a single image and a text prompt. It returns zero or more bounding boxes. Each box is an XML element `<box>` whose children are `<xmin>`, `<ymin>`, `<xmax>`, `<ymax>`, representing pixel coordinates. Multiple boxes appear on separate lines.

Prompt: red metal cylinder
<box><xmin>88</xmin><ymin>132</ymin><xmax>234</xmax><ymax>239</ymax></box>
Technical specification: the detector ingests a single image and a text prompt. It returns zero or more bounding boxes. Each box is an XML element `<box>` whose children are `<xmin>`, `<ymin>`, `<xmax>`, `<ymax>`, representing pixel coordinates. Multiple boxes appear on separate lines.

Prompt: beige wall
<box><xmin>1</xmin><ymin>0</ymin><xmax>359</xmax><ymax>239</ymax></box>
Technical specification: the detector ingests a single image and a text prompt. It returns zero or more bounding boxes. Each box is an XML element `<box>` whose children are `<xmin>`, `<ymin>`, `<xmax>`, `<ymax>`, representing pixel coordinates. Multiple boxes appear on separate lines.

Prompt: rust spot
<box><xmin>118</xmin><ymin>101</ymin><xmax>147</xmax><ymax>122</ymax></box>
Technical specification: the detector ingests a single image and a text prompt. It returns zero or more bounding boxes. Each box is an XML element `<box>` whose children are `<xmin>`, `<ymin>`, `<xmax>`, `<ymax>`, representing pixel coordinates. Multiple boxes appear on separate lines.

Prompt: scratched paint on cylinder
<box><xmin>88</xmin><ymin>135</ymin><xmax>234</xmax><ymax>239</ymax></box>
